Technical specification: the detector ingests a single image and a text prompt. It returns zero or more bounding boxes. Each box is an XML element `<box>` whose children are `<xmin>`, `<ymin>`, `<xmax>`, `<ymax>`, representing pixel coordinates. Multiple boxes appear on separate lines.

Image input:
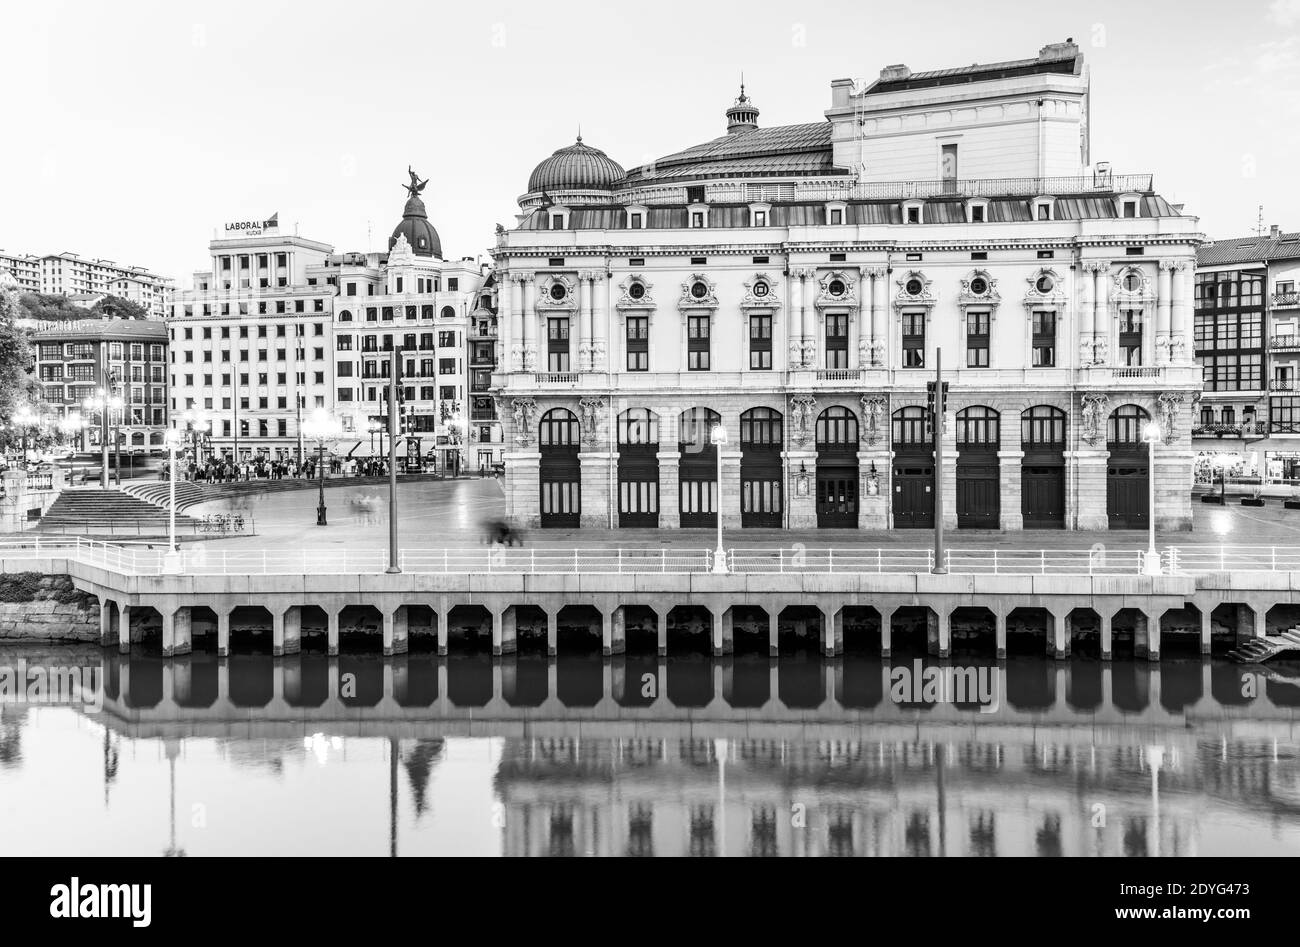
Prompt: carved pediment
<box><xmin>957</xmin><ymin>269</ymin><xmax>1000</xmax><ymax>309</ymax></box>
<box><xmin>1024</xmin><ymin>267</ymin><xmax>1067</xmax><ymax>309</ymax></box>
<box><xmin>893</xmin><ymin>269</ymin><xmax>935</xmax><ymax>309</ymax></box>
<box><xmin>741</xmin><ymin>272</ymin><xmax>782</xmax><ymax>310</ymax></box>
<box><xmin>536</xmin><ymin>274</ymin><xmax>578</xmax><ymax>311</ymax></box>
<box><xmin>814</xmin><ymin>269</ymin><xmax>858</xmax><ymax>308</ymax></box>
<box><xmin>1112</xmin><ymin>265</ymin><xmax>1154</xmax><ymax>299</ymax></box>
<box><xmin>678</xmin><ymin>273</ymin><xmax>719</xmax><ymax>311</ymax></box>
<box><xmin>616</xmin><ymin>274</ymin><xmax>655</xmax><ymax>311</ymax></box>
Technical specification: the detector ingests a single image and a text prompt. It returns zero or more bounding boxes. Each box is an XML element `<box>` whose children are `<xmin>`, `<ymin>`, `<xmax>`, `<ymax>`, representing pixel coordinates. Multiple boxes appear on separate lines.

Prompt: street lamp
<box><xmin>710</xmin><ymin>423</ymin><xmax>729</xmax><ymax>574</ymax></box>
<box><xmin>1212</xmin><ymin>510</ymin><xmax>1232</xmax><ymax>573</ymax></box>
<box><xmin>162</xmin><ymin>428</ymin><xmax>183</xmax><ymax>574</ymax></box>
<box><xmin>82</xmin><ymin>389</ymin><xmax>112</xmax><ymax>490</ymax></box>
<box><xmin>1142</xmin><ymin>421</ymin><xmax>1163</xmax><ymax>577</ymax></box>
<box><xmin>1211</xmin><ymin>452</ymin><xmax>1236</xmax><ymax>506</ymax></box>
<box><xmin>303</xmin><ymin>409</ymin><xmax>341</xmax><ymax>526</ymax></box>
<box><xmin>13</xmin><ymin>407</ymin><xmax>37</xmax><ymax>467</ymax></box>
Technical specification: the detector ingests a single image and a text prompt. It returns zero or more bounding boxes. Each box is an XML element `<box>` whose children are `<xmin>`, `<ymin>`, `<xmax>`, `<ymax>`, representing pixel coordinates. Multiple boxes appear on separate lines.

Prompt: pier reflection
<box><xmin>5</xmin><ymin>649</ymin><xmax>1300</xmax><ymax>856</ymax></box>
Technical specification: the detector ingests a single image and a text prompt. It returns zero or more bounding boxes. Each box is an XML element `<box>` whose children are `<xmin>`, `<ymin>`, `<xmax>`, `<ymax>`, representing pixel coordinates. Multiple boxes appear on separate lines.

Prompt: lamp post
<box><xmin>107</xmin><ymin>391</ymin><xmax>123</xmax><ymax>486</ymax></box>
<box><xmin>13</xmin><ymin>407</ymin><xmax>37</xmax><ymax>467</ymax></box>
<box><xmin>162</xmin><ymin>428</ymin><xmax>183</xmax><ymax>574</ymax></box>
<box><xmin>710</xmin><ymin>423</ymin><xmax>729</xmax><ymax>574</ymax></box>
<box><xmin>83</xmin><ymin>389</ymin><xmax>111</xmax><ymax>490</ymax></box>
<box><xmin>1142</xmin><ymin>421</ymin><xmax>1163</xmax><ymax>576</ymax></box>
<box><xmin>303</xmin><ymin>409</ymin><xmax>341</xmax><ymax>526</ymax></box>
<box><xmin>1212</xmin><ymin>510</ymin><xmax>1232</xmax><ymax>573</ymax></box>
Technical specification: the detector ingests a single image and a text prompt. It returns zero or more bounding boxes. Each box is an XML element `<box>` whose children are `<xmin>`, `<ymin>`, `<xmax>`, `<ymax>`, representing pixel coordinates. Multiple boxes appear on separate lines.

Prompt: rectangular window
<box><xmin>749</xmin><ymin>315</ymin><xmax>772</xmax><ymax>370</ymax></box>
<box><xmin>687</xmin><ymin>315</ymin><xmax>710</xmax><ymax>371</ymax></box>
<box><xmin>547</xmin><ymin>317</ymin><xmax>570</xmax><ymax>372</ymax></box>
<box><xmin>902</xmin><ymin>312</ymin><xmax>925</xmax><ymax>368</ymax></box>
<box><xmin>829</xmin><ymin>209</ymin><xmax>843</xmax><ymax>225</ymax></box>
<box><xmin>439</xmin><ymin>358</ymin><xmax>456</xmax><ymax>375</ymax></box>
<box><xmin>1032</xmin><ymin>310</ymin><xmax>1056</xmax><ymax>367</ymax></box>
<box><xmin>629</xmin><ymin>212</ymin><xmax>642</xmax><ymax>229</ymax></box>
<box><xmin>1120</xmin><ymin>309</ymin><xmax>1143</xmax><ymax>365</ymax></box>
<box><xmin>965</xmin><ymin>311</ymin><xmax>989</xmax><ymax>367</ymax></box>
<box><xmin>626</xmin><ymin>316</ymin><xmax>648</xmax><ymax>372</ymax></box>
<box><xmin>824</xmin><ymin>313</ymin><xmax>848</xmax><ymax>369</ymax></box>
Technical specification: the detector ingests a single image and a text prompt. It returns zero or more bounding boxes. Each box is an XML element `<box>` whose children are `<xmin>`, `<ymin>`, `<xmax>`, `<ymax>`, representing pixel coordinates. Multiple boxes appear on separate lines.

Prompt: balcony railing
<box><xmin>1272</xmin><ymin>292</ymin><xmax>1300</xmax><ymax>308</ymax></box>
<box><xmin>1106</xmin><ymin>366</ymin><xmax>1164</xmax><ymax>380</ymax></box>
<box><xmin>1193</xmin><ymin>422</ymin><xmax>1266</xmax><ymax>437</ymax></box>
<box><xmin>1269</xmin><ymin>335</ymin><xmax>1300</xmax><ymax>350</ymax></box>
<box><xmin>1270</xmin><ymin>380</ymin><xmax>1295</xmax><ymax>392</ymax></box>
<box><xmin>533</xmin><ymin>372</ymin><xmax>580</xmax><ymax>385</ymax></box>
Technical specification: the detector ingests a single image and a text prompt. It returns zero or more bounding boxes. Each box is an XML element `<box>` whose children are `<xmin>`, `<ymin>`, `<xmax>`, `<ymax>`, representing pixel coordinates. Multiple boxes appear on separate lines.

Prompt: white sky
<box><xmin>3</xmin><ymin>0</ymin><xmax>1299</xmax><ymax>286</ymax></box>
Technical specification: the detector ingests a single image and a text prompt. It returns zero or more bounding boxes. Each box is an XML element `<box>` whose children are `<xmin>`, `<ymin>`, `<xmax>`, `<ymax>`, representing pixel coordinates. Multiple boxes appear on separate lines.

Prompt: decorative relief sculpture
<box><xmin>1080</xmin><ymin>393</ymin><xmax>1109</xmax><ymax>446</ymax></box>
<box><xmin>860</xmin><ymin>395</ymin><xmax>887</xmax><ymax>446</ymax></box>
<box><xmin>578</xmin><ymin>397</ymin><xmax>604</xmax><ymax>447</ymax></box>
<box><xmin>512</xmin><ymin>397</ymin><xmax>538</xmax><ymax>447</ymax></box>
<box><xmin>870</xmin><ymin>337</ymin><xmax>886</xmax><ymax>367</ymax></box>
<box><xmin>800</xmin><ymin>339</ymin><xmax>817</xmax><ymax>367</ymax></box>
<box><xmin>1157</xmin><ymin>392</ymin><xmax>1183</xmax><ymax>445</ymax></box>
<box><xmin>788</xmin><ymin>340</ymin><xmax>804</xmax><ymax>368</ymax></box>
<box><xmin>1092</xmin><ymin>337</ymin><xmax>1109</xmax><ymax>366</ymax></box>
<box><xmin>789</xmin><ymin>395</ymin><xmax>818</xmax><ymax>447</ymax></box>
<box><xmin>857</xmin><ymin>338</ymin><xmax>873</xmax><ymax>367</ymax></box>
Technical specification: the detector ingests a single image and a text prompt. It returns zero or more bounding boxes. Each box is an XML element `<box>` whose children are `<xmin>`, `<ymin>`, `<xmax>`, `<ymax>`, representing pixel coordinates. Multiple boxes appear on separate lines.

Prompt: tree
<box><xmin>92</xmin><ymin>295</ymin><xmax>149</xmax><ymax>320</ymax></box>
<box><xmin>0</xmin><ymin>286</ymin><xmax>37</xmax><ymax>436</ymax></box>
<box><xmin>17</xmin><ymin>292</ymin><xmax>86</xmax><ymax>322</ymax></box>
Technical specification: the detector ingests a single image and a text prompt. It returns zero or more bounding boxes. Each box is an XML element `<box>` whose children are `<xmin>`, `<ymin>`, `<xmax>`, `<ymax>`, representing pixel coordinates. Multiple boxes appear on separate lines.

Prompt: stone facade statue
<box><xmin>578</xmin><ymin>397</ymin><xmax>604</xmax><ymax>447</ymax></box>
<box><xmin>512</xmin><ymin>397</ymin><xmax>538</xmax><ymax>447</ymax></box>
<box><xmin>860</xmin><ymin>395</ymin><xmax>886</xmax><ymax>446</ymax></box>
<box><xmin>1157</xmin><ymin>392</ymin><xmax>1183</xmax><ymax>445</ymax></box>
<box><xmin>789</xmin><ymin>395</ymin><xmax>817</xmax><ymax>447</ymax></box>
<box><xmin>1080</xmin><ymin>393</ymin><xmax>1109</xmax><ymax>446</ymax></box>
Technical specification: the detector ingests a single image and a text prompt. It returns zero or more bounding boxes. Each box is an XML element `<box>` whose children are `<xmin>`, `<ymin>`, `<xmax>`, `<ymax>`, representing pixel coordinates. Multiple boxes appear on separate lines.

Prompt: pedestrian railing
<box><xmin>6</xmin><ymin>538</ymin><xmax>1300</xmax><ymax>578</ymax></box>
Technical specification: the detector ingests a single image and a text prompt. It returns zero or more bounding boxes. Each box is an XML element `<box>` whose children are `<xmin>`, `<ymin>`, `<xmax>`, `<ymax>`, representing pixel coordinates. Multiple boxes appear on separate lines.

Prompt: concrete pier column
<box><xmin>611</xmin><ymin>607</ymin><xmax>626</xmax><ymax>655</ymax></box>
<box><xmin>118</xmin><ymin>603</ymin><xmax>130</xmax><ymax>654</ymax></box>
<box><xmin>714</xmin><ymin>607</ymin><xmax>731</xmax><ymax>657</ymax></box>
<box><xmin>327</xmin><ymin>608</ymin><xmax>341</xmax><ymax>657</ymax></box>
<box><xmin>937</xmin><ymin>610</ymin><xmax>950</xmax><ymax>659</ymax></box>
<box><xmin>1200</xmin><ymin>609</ymin><xmax>1212</xmax><ymax>655</ymax></box>
<box><xmin>994</xmin><ymin>611</ymin><xmax>1007</xmax><ymax>659</ymax></box>
<box><xmin>161</xmin><ymin>608</ymin><xmax>176</xmax><ymax>658</ymax></box>
<box><xmin>1052</xmin><ymin>611</ymin><xmax>1068</xmax><ymax>660</ymax></box>
<box><xmin>657</xmin><ymin>609</ymin><xmax>668</xmax><ymax>657</ymax></box>
<box><xmin>832</xmin><ymin>607</ymin><xmax>845</xmax><ymax>656</ymax></box>
<box><xmin>272</xmin><ymin>608</ymin><xmax>286</xmax><ymax>657</ymax></box>
<box><xmin>768</xmin><ymin>610</ymin><xmax>779</xmax><ymax>657</ymax></box>
<box><xmin>547</xmin><ymin>609</ymin><xmax>558</xmax><ymax>657</ymax></box>
<box><xmin>490</xmin><ymin>608</ymin><xmax>503</xmax><ymax>656</ymax></box>
<box><xmin>173</xmin><ymin>607</ymin><xmax>192</xmax><ymax>656</ymax></box>
<box><xmin>501</xmin><ymin>607</ymin><xmax>517</xmax><ymax>655</ymax></box>
<box><xmin>1133</xmin><ymin>611</ymin><xmax>1149</xmax><ymax>659</ymax></box>
<box><xmin>99</xmin><ymin>601</ymin><xmax>114</xmax><ymax>647</ymax></box>
<box><xmin>215</xmin><ymin>608</ymin><xmax>230</xmax><ymax>657</ymax></box>
<box><xmin>1254</xmin><ymin>605</ymin><xmax>1268</xmax><ymax>641</ymax></box>
<box><xmin>382</xmin><ymin>609</ymin><xmax>395</xmax><ymax>656</ymax></box>
<box><xmin>600</xmin><ymin>609</ymin><xmax>612</xmax><ymax>657</ymax></box>
<box><xmin>283</xmin><ymin>606</ymin><xmax>302</xmax><ymax>656</ymax></box>
<box><xmin>1148</xmin><ymin>610</ymin><xmax>1161</xmax><ymax>662</ymax></box>
<box><xmin>1099</xmin><ymin>611</ymin><xmax>1113</xmax><ymax>660</ymax></box>
<box><xmin>391</xmin><ymin>606</ymin><xmax>409</xmax><ymax>655</ymax></box>
<box><xmin>880</xmin><ymin>608</ymin><xmax>893</xmax><ymax>658</ymax></box>
<box><xmin>437</xmin><ymin>608</ymin><xmax>449</xmax><ymax>656</ymax></box>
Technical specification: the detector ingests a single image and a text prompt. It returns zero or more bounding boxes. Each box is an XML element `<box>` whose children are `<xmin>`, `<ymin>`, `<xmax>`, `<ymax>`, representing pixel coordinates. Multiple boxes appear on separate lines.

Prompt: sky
<box><xmin>3</xmin><ymin>0</ymin><xmax>1299</xmax><ymax>287</ymax></box>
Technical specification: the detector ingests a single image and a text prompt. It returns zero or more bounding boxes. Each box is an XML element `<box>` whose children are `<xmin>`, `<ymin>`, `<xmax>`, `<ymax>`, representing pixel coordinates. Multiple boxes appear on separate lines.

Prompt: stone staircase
<box><xmin>1228</xmin><ymin>629</ymin><xmax>1300</xmax><ymax>663</ymax></box>
<box><xmin>122</xmin><ymin>480</ymin><xmax>212</xmax><ymax>511</ymax></box>
<box><xmin>35</xmin><ymin>488</ymin><xmax>198</xmax><ymax>534</ymax></box>
<box><xmin>122</xmin><ymin>472</ymin><xmax>449</xmax><ymax>511</ymax></box>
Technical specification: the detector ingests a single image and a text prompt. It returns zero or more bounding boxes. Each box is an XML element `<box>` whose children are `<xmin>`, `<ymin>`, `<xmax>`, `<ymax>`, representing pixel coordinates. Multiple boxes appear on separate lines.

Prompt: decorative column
<box><xmin>998</xmin><ymin>449</ymin><xmax>1024</xmax><ymax>530</ymax></box>
<box><xmin>1154</xmin><ymin>391</ymin><xmax>1193</xmax><ymax>530</ymax></box>
<box><xmin>510</xmin><ymin>274</ymin><xmax>524</xmax><ymax>371</ymax></box>
<box><xmin>720</xmin><ymin>449</ymin><xmax>742</xmax><ymax>530</ymax></box>
<box><xmin>858</xmin><ymin>394</ymin><xmax>889</xmax><ymax>529</ymax></box>
<box><xmin>576</xmin><ymin>271</ymin><xmax>591</xmax><ymax>372</ymax></box>
<box><xmin>786</xmin><ymin>394</ymin><xmax>818</xmax><ymax>528</ymax></box>
<box><xmin>1069</xmin><ymin>393</ymin><xmax>1110</xmax><ymax>530</ymax></box>
<box><xmin>1079</xmin><ymin>262</ymin><xmax>1097</xmax><ymax>366</ymax></box>
<box><xmin>522</xmin><ymin>273</ymin><xmax>538</xmax><ymax>371</ymax></box>
<box><xmin>868</xmin><ymin>267</ymin><xmax>886</xmax><ymax>366</ymax></box>
<box><xmin>656</xmin><ymin>450</ymin><xmax>681</xmax><ymax>529</ymax></box>
<box><xmin>592</xmin><ymin>268</ymin><xmax>609</xmax><ymax>371</ymax></box>
<box><xmin>799</xmin><ymin>268</ymin><xmax>816</xmax><ymax>367</ymax></box>
<box><xmin>578</xmin><ymin>396</ymin><xmax>612</xmax><ymax>528</ymax></box>
<box><xmin>1091</xmin><ymin>263</ymin><xmax>1110</xmax><ymax>365</ymax></box>
<box><xmin>505</xmin><ymin>397</ymin><xmax>541</xmax><ymax>529</ymax></box>
<box><xmin>1172</xmin><ymin>261</ymin><xmax>1192</xmax><ymax>364</ymax></box>
<box><xmin>789</xmin><ymin>268</ymin><xmax>806</xmax><ymax>368</ymax></box>
<box><xmin>1156</xmin><ymin>260</ymin><xmax>1174</xmax><ymax>365</ymax></box>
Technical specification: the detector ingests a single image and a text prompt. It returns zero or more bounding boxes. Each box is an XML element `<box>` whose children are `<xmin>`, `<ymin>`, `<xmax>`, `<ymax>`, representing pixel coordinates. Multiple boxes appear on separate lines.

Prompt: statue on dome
<box><xmin>404</xmin><ymin>167</ymin><xmax>428</xmax><ymax>198</ymax></box>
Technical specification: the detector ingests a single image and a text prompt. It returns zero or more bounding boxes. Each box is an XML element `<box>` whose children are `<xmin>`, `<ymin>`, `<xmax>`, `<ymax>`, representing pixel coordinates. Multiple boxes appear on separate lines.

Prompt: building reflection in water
<box><xmin>4</xmin><ymin>648</ymin><xmax>1300</xmax><ymax>856</ymax></box>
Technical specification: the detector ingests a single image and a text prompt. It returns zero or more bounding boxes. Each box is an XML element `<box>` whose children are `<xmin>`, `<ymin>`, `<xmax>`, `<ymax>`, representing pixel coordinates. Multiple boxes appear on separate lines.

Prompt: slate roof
<box><xmin>622</xmin><ymin>122</ymin><xmax>839</xmax><ymax>184</ymax></box>
<box><xmin>861</xmin><ymin>50</ymin><xmax>1083</xmax><ymax>95</ymax></box>
<box><xmin>1197</xmin><ymin>232</ymin><xmax>1300</xmax><ymax>267</ymax></box>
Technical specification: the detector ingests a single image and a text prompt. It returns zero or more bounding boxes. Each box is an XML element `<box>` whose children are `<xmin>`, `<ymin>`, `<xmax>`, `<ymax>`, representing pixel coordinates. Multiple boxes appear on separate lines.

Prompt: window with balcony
<box><xmin>1119</xmin><ymin>309</ymin><xmax>1143</xmax><ymax>365</ymax></box>
<box><xmin>547</xmin><ymin>318</ymin><xmax>570</xmax><ymax>372</ymax></box>
<box><xmin>966</xmin><ymin>311</ymin><xmax>989</xmax><ymax>367</ymax></box>
<box><xmin>626</xmin><ymin>316</ymin><xmax>648</xmax><ymax>371</ymax></box>
<box><xmin>902</xmin><ymin>312</ymin><xmax>925</xmax><ymax>368</ymax></box>
<box><xmin>749</xmin><ymin>314</ymin><xmax>771</xmax><ymax>370</ymax></box>
<box><xmin>825</xmin><ymin>314</ymin><xmax>848</xmax><ymax>369</ymax></box>
<box><xmin>687</xmin><ymin>315</ymin><xmax>710</xmax><ymax>370</ymax></box>
<box><xmin>1032</xmin><ymin>310</ymin><xmax>1056</xmax><ymax>367</ymax></box>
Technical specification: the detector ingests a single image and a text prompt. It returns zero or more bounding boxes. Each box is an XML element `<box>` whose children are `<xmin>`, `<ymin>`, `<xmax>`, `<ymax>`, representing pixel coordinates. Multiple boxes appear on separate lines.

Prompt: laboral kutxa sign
<box><xmin>223</xmin><ymin>212</ymin><xmax>279</xmax><ymax>236</ymax></box>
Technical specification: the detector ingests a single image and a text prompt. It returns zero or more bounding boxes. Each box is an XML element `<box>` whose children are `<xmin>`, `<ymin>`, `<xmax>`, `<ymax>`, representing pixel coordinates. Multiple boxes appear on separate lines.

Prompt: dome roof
<box><xmin>389</xmin><ymin>194</ymin><xmax>442</xmax><ymax>259</ymax></box>
<box><xmin>528</xmin><ymin>136</ymin><xmax>625</xmax><ymax>193</ymax></box>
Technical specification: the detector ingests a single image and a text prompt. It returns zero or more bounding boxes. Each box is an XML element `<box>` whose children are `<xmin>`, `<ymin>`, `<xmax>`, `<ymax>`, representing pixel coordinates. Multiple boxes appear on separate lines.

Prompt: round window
<box><xmin>1036</xmin><ymin>275</ymin><xmax>1055</xmax><ymax>294</ymax></box>
<box><xmin>905</xmin><ymin>278</ymin><xmax>923</xmax><ymax>296</ymax></box>
<box><xmin>828</xmin><ymin>279</ymin><xmax>846</xmax><ymax>297</ymax></box>
<box><xmin>969</xmin><ymin>277</ymin><xmax>988</xmax><ymax>296</ymax></box>
<box><xmin>1123</xmin><ymin>273</ymin><xmax>1141</xmax><ymax>292</ymax></box>
<box><xmin>753</xmin><ymin>282</ymin><xmax>769</xmax><ymax>298</ymax></box>
<box><xmin>628</xmin><ymin>282</ymin><xmax>646</xmax><ymax>300</ymax></box>
<box><xmin>691</xmin><ymin>281</ymin><xmax>709</xmax><ymax>299</ymax></box>
<box><xmin>549</xmin><ymin>283</ymin><xmax>567</xmax><ymax>301</ymax></box>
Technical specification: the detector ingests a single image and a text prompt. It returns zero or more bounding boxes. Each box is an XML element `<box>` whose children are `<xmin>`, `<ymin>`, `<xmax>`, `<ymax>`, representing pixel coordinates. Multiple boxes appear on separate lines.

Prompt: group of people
<box><xmin>160</xmin><ymin>455</ymin><xmax>392</xmax><ymax>483</ymax></box>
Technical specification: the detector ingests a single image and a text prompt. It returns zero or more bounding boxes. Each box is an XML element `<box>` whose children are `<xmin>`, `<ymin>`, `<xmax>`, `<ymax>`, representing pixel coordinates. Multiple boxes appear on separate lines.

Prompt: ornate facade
<box><xmin>493</xmin><ymin>41</ymin><xmax>1203</xmax><ymax>531</ymax></box>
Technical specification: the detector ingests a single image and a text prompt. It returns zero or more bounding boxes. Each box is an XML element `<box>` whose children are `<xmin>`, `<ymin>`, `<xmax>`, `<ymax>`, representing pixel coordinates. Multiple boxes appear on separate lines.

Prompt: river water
<box><xmin>2</xmin><ymin>648</ymin><xmax>1299</xmax><ymax>856</ymax></box>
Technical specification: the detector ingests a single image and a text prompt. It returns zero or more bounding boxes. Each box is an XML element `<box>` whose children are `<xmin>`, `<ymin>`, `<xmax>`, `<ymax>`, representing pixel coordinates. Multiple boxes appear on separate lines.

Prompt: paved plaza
<box><xmin>170</xmin><ymin>476</ymin><xmax>1300</xmax><ymax>554</ymax></box>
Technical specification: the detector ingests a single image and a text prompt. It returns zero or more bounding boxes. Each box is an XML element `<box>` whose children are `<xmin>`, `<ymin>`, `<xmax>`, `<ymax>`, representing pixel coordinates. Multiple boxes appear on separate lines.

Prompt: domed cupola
<box><xmin>389</xmin><ymin>166</ymin><xmax>442</xmax><ymax>259</ymax></box>
<box><xmin>527</xmin><ymin>135</ymin><xmax>626</xmax><ymax>193</ymax></box>
<box><xmin>726</xmin><ymin>80</ymin><xmax>759</xmax><ymax>134</ymax></box>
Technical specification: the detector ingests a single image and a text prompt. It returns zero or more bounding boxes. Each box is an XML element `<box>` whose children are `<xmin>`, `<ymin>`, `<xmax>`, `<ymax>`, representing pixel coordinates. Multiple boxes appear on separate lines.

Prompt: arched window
<box><xmin>678</xmin><ymin>407</ymin><xmax>721</xmax><ymax>454</ymax></box>
<box><xmin>1107</xmin><ymin>404</ymin><xmax>1151</xmax><ymax>446</ymax></box>
<box><xmin>338</xmin><ymin>309</ymin><xmax>353</xmax><ymax>322</ymax></box>
<box><xmin>440</xmin><ymin>305</ymin><xmax>456</xmax><ymax>319</ymax></box>
<box><xmin>1021</xmin><ymin>405</ymin><xmax>1066</xmax><ymax>447</ymax></box>
<box><xmin>892</xmin><ymin>406</ymin><xmax>930</xmax><ymax>445</ymax></box>
<box><xmin>956</xmin><ymin>406</ymin><xmax>1000</xmax><ymax>447</ymax></box>
<box><xmin>740</xmin><ymin>407</ymin><xmax>783</xmax><ymax>447</ymax></box>
<box><xmin>539</xmin><ymin>408</ymin><xmax>579</xmax><ymax>448</ymax></box>
<box><xmin>618</xmin><ymin>409</ymin><xmax>659</xmax><ymax>446</ymax></box>
<box><xmin>815</xmin><ymin>406</ymin><xmax>858</xmax><ymax>447</ymax></box>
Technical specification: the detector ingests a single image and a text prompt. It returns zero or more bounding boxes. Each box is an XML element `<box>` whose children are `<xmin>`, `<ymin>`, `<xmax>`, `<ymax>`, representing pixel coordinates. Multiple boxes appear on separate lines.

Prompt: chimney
<box><xmin>879</xmin><ymin>64</ymin><xmax>911</xmax><ymax>82</ymax></box>
<box><xmin>1271</xmin><ymin>224</ymin><xmax>1282</xmax><ymax>239</ymax></box>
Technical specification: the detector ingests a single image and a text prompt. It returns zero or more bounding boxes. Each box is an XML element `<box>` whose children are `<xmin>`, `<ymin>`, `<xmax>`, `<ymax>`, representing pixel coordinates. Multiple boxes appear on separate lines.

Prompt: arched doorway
<box><xmin>617</xmin><ymin>409</ymin><xmax>659</xmax><ymax>528</ymax></box>
<box><xmin>678</xmin><ymin>407</ymin><xmax>720</xmax><ymax>528</ymax></box>
<box><xmin>1107</xmin><ymin>404</ymin><xmax>1150</xmax><ymax>529</ymax></box>
<box><xmin>740</xmin><ymin>408</ymin><xmax>782</xmax><ymax>528</ymax></box>
<box><xmin>891</xmin><ymin>406</ymin><xmax>934</xmax><ymax>528</ymax></box>
<box><xmin>956</xmin><ymin>406</ymin><xmax>1000</xmax><ymax>529</ymax></box>
<box><xmin>1021</xmin><ymin>405</ymin><xmax>1066</xmax><ymax>528</ymax></box>
<box><xmin>816</xmin><ymin>406</ymin><xmax>858</xmax><ymax>528</ymax></box>
<box><xmin>538</xmin><ymin>408</ymin><xmax>580</xmax><ymax>528</ymax></box>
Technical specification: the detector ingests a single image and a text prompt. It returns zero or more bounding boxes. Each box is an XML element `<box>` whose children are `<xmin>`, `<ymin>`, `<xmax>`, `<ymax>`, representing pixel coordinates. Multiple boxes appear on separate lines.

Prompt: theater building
<box><xmin>492</xmin><ymin>40</ymin><xmax>1203</xmax><ymax>532</ymax></box>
